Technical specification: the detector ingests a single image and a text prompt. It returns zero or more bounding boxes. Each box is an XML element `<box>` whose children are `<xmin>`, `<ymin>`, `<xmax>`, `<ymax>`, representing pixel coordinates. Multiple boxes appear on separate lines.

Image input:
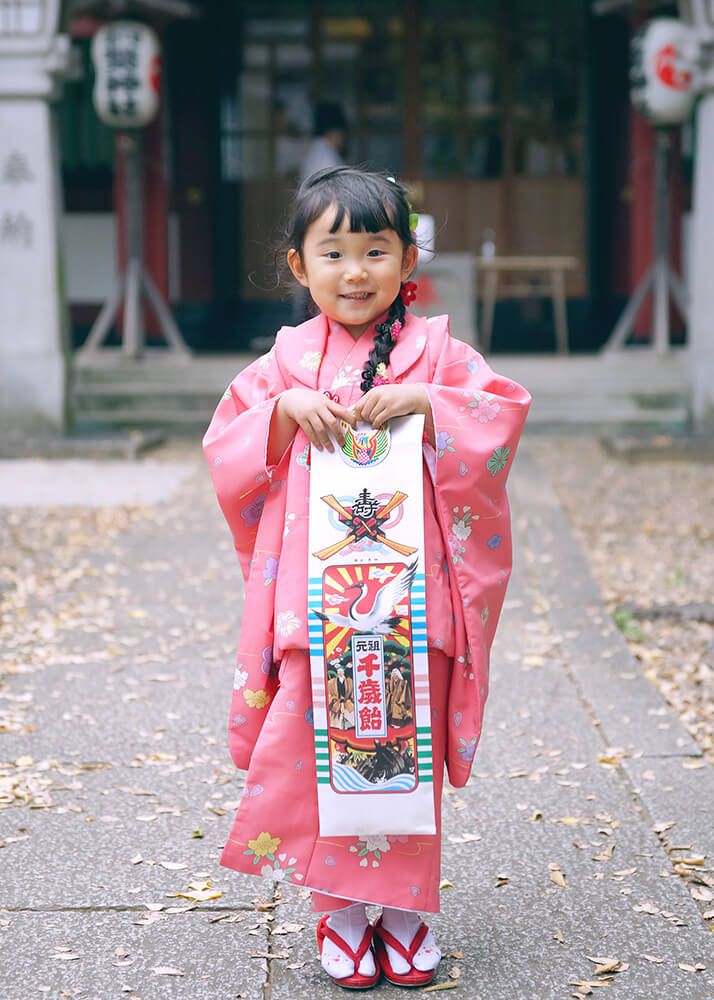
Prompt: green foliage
<box><xmin>612</xmin><ymin>607</ymin><xmax>645</xmax><ymax>643</ymax></box>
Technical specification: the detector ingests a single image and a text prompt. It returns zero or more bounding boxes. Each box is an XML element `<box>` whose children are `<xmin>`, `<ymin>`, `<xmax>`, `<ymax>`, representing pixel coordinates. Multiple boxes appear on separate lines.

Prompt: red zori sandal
<box><xmin>372</xmin><ymin>914</ymin><xmax>437</xmax><ymax>987</ymax></box>
<box><xmin>316</xmin><ymin>914</ymin><xmax>380</xmax><ymax>990</ymax></box>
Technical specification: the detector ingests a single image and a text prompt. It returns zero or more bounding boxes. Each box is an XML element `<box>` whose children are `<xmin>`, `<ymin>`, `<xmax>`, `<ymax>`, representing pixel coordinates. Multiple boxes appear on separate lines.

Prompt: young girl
<box><xmin>203</xmin><ymin>167</ymin><xmax>531</xmax><ymax>989</ymax></box>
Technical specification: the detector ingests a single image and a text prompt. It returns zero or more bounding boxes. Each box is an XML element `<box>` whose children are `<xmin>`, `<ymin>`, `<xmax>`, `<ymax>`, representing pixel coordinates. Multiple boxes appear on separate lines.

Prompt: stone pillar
<box><xmin>679</xmin><ymin>1</ymin><xmax>714</xmax><ymax>431</ymax></box>
<box><xmin>688</xmin><ymin>89</ymin><xmax>714</xmax><ymax>432</ymax></box>
<box><xmin>0</xmin><ymin>2</ymin><xmax>73</xmax><ymax>434</ymax></box>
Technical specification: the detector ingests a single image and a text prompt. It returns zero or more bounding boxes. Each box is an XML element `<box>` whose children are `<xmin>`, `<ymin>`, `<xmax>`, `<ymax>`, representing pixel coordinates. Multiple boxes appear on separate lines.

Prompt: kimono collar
<box><xmin>277</xmin><ymin>310</ymin><xmax>430</xmax><ymax>391</ymax></box>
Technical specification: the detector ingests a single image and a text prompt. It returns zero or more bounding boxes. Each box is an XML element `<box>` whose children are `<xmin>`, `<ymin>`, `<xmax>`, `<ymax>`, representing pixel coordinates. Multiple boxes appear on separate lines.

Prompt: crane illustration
<box><xmin>313</xmin><ymin>561</ymin><xmax>418</xmax><ymax>636</ymax></box>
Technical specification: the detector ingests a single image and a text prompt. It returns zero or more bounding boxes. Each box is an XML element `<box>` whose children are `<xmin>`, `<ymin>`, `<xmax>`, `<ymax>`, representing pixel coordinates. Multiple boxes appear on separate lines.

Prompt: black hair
<box><xmin>314</xmin><ymin>100</ymin><xmax>347</xmax><ymax>137</ymax></box>
<box><xmin>283</xmin><ymin>165</ymin><xmax>417</xmax><ymax>392</ymax></box>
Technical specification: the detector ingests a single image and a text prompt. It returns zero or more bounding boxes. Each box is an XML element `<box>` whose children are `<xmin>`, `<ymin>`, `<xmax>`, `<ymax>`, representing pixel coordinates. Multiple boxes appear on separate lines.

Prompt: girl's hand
<box><xmin>352</xmin><ymin>384</ymin><xmax>430</xmax><ymax>429</ymax></box>
<box><xmin>278</xmin><ymin>388</ymin><xmax>356</xmax><ymax>452</ymax></box>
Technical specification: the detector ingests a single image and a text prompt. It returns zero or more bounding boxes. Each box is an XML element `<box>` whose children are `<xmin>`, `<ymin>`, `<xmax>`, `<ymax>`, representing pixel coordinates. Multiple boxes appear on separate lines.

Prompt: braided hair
<box><xmin>359</xmin><ymin>294</ymin><xmax>406</xmax><ymax>392</ymax></box>
<box><xmin>283</xmin><ymin>166</ymin><xmax>416</xmax><ymax>393</ymax></box>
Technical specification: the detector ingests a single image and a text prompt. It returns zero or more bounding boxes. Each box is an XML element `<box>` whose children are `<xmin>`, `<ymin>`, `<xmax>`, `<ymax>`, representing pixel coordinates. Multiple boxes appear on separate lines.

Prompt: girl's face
<box><xmin>287</xmin><ymin>204</ymin><xmax>418</xmax><ymax>339</ymax></box>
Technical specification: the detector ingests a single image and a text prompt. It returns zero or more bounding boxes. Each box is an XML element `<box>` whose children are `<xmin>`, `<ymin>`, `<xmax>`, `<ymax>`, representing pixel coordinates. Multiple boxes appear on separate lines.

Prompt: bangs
<box><xmin>329</xmin><ymin>176</ymin><xmax>395</xmax><ymax>234</ymax></box>
<box><xmin>298</xmin><ymin>170</ymin><xmax>410</xmax><ymax>242</ymax></box>
<box><xmin>330</xmin><ymin>195</ymin><xmax>393</xmax><ymax>234</ymax></box>
<box><xmin>305</xmin><ymin>179</ymin><xmax>395</xmax><ymax>234</ymax></box>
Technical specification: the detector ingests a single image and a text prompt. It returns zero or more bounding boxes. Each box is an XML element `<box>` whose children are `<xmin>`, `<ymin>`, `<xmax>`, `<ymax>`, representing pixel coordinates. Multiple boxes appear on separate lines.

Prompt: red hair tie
<box><xmin>400</xmin><ymin>280</ymin><xmax>418</xmax><ymax>305</ymax></box>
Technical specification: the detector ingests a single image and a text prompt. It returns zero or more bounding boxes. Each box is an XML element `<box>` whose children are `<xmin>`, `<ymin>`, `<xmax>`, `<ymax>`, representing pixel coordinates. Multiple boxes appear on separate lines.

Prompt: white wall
<box><xmin>59</xmin><ymin>212</ymin><xmax>181</xmax><ymax>303</ymax></box>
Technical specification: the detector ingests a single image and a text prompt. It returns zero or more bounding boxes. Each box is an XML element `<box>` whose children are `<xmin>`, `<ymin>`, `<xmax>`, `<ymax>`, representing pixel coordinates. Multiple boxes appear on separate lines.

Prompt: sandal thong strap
<box><xmin>375</xmin><ymin>917</ymin><xmax>429</xmax><ymax>964</ymax></box>
<box><xmin>321</xmin><ymin>920</ymin><xmax>375</xmax><ymax>968</ymax></box>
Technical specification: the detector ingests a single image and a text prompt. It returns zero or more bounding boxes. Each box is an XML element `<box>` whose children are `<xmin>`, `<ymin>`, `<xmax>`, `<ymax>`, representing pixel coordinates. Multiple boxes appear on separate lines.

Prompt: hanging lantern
<box><xmin>630</xmin><ymin>18</ymin><xmax>700</xmax><ymax>125</ymax></box>
<box><xmin>91</xmin><ymin>20</ymin><xmax>160</xmax><ymax>129</ymax></box>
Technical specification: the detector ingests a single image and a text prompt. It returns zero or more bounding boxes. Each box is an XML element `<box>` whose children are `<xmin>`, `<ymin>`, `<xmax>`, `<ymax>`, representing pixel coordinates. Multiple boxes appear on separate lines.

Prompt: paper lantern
<box><xmin>630</xmin><ymin>18</ymin><xmax>699</xmax><ymax>125</ymax></box>
<box><xmin>91</xmin><ymin>20</ymin><xmax>160</xmax><ymax>129</ymax></box>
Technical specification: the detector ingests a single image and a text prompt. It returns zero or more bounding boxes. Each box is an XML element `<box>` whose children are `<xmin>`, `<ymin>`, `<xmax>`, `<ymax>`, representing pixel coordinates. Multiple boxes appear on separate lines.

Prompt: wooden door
<box><xmin>229</xmin><ymin>1</ymin><xmax>588</xmax><ymax>303</ymax></box>
<box><xmin>229</xmin><ymin>4</ymin><xmax>406</xmax><ymax>303</ymax></box>
<box><xmin>407</xmin><ymin>0</ymin><xmax>587</xmax><ymax>296</ymax></box>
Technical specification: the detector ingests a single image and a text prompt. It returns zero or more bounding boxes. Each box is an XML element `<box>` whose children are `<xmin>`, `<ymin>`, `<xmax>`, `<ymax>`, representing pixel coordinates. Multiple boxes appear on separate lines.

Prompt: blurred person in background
<box><xmin>292</xmin><ymin>101</ymin><xmax>349</xmax><ymax>324</ymax></box>
<box><xmin>299</xmin><ymin>100</ymin><xmax>348</xmax><ymax>184</ymax></box>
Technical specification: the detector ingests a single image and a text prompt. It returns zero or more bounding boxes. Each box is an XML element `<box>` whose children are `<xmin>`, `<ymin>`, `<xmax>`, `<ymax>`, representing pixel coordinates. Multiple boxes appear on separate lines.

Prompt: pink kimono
<box><xmin>203</xmin><ymin>312</ymin><xmax>531</xmax><ymax>912</ymax></box>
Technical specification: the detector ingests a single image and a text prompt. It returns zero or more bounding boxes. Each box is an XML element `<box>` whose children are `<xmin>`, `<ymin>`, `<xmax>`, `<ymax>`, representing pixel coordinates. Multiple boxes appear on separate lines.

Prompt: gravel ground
<box><xmin>530</xmin><ymin>435</ymin><xmax>714</xmax><ymax>764</ymax></box>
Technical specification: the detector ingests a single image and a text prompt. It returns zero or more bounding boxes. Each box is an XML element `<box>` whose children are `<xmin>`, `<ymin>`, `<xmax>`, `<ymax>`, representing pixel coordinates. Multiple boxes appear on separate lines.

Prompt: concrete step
<box><xmin>74</xmin><ymin>378</ymin><xmax>687</xmax><ymax>403</ymax></box>
<box><xmin>73</xmin><ymin>377</ymin><xmax>225</xmax><ymax>394</ymax></box>
<box><xmin>70</xmin><ymin>348</ymin><xmax>691</xmax><ymax>435</ymax></box>
<box><xmin>527</xmin><ymin>416</ymin><xmax>689</xmax><ymax>435</ymax></box>
<box><xmin>72</xmin><ymin>381</ymin><xmax>689</xmax><ymax>430</ymax></box>
<box><xmin>499</xmin><ymin>348</ymin><xmax>690</xmax><ymax>394</ymax></box>
<box><xmin>72</xmin><ymin>404</ymin><xmax>689</xmax><ymax>439</ymax></box>
<box><xmin>74</xmin><ymin>408</ymin><xmax>213</xmax><ymax>434</ymax></box>
<box><xmin>73</xmin><ymin>351</ymin><xmax>689</xmax><ymax>392</ymax></box>
<box><xmin>527</xmin><ymin>396</ymin><xmax>689</xmax><ymax>433</ymax></box>
<box><xmin>73</xmin><ymin>390</ymin><xmax>220</xmax><ymax>413</ymax></box>
<box><xmin>528</xmin><ymin>396</ymin><xmax>687</xmax><ymax>418</ymax></box>
<box><xmin>72</xmin><ymin>370</ymin><xmax>240</xmax><ymax>392</ymax></box>
<box><xmin>73</xmin><ymin>351</ymin><xmax>254</xmax><ymax>387</ymax></box>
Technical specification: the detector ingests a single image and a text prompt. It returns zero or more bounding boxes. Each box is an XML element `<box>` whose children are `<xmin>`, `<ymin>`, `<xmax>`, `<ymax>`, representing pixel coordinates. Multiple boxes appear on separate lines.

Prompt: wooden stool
<box><xmin>476</xmin><ymin>255</ymin><xmax>579</xmax><ymax>354</ymax></box>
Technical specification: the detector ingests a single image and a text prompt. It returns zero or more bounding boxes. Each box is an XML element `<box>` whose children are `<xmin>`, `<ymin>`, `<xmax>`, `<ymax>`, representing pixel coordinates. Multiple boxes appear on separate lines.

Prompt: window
<box><xmin>421</xmin><ymin>0</ymin><xmax>584</xmax><ymax>179</ymax></box>
<box><xmin>57</xmin><ymin>39</ymin><xmax>115</xmax><ymax>199</ymax></box>
<box><xmin>0</xmin><ymin>0</ymin><xmax>44</xmax><ymax>36</ymax></box>
<box><xmin>228</xmin><ymin>4</ymin><xmax>404</xmax><ymax>182</ymax></box>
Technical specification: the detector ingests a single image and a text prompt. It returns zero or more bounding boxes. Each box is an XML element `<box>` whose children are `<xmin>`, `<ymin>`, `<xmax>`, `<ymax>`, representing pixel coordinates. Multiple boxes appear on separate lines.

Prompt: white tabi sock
<box><xmin>380</xmin><ymin>906</ymin><xmax>441</xmax><ymax>974</ymax></box>
<box><xmin>321</xmin><ymin>902</ymin><xmax>376</xmax><ymax>979</ymax></box>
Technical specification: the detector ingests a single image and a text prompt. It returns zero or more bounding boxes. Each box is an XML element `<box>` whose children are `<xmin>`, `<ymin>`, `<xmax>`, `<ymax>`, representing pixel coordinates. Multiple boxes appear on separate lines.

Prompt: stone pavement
<box><xmin>0</xmin><ymin>439</ymin><xmax>712</xmax><ymax>1000</ymax></box>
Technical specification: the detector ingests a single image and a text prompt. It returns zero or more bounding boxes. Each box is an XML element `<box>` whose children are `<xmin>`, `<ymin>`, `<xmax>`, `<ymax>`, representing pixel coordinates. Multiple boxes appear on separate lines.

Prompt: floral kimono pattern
<box><xmin>203</xmin><ymin>311</ymin><xmax>531</xmax><ymax>911</ymax></box>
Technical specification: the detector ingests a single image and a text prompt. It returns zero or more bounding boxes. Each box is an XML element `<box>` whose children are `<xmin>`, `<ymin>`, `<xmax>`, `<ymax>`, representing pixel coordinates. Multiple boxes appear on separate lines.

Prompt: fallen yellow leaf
<box><xmin>587</xmin><ymin>957</ymin><xmax>627</xmax><ymax>975</ymax></box>
<box><xmin>176</xmin><ymin>879</ymin><xmax>223</xmax><ymax>903</ymax></box>
<box><xmin>549</xmin><ymin>865</ymin><xmax>568</xmax><ymax>888</ymax></box>
<box><xmin>633</xmin><ymin>901</ymin><xmax>660</xmax><ymax>915</ymax></box>
<box><xmin>592</xmin><ymin>843</ymin><xmax>615</xmax><ymax>862</ymax></box>
<box><xmin>691</xmin><ymin>886</ymin><xmax>714</xmax><ymax>902</ymax></box>
<box><xmin>176</xmin><ymin>888</ymin><xmax>222</xmax><ymax>903</ymax></box>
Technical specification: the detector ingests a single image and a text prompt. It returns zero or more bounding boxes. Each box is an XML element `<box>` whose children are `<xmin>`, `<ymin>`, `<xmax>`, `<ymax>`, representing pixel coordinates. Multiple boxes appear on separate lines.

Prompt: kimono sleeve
<box><xmin>424</xmin><ymin>324</ymin><xmax>531</xmax><ymax>648</ymax></box>
<box><xmin>423</xmin><ymin>321</ymin><xmax>532</xmax><ymax>510</ymax></box>
<box><xmin>202</xmin><ymin>345</ymin><xmax>290</xmax><ymax>580</ymax></box>
<box><xmin>203</xmin><ymin>345</ymin><xmax>292</xmax><ymax>773</ymax></box>
<box><xmin>422</xmin><ymin>318</ymin><xmax>532</xmax><ymax>786</ymax></box>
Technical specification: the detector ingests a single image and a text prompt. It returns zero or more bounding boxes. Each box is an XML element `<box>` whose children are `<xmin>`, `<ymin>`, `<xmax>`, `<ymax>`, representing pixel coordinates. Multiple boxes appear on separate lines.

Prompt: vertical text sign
<box><xmin>352</xmin><ymin>635</ymin><xmax>387</xmax><ymax>739</ymax></box>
